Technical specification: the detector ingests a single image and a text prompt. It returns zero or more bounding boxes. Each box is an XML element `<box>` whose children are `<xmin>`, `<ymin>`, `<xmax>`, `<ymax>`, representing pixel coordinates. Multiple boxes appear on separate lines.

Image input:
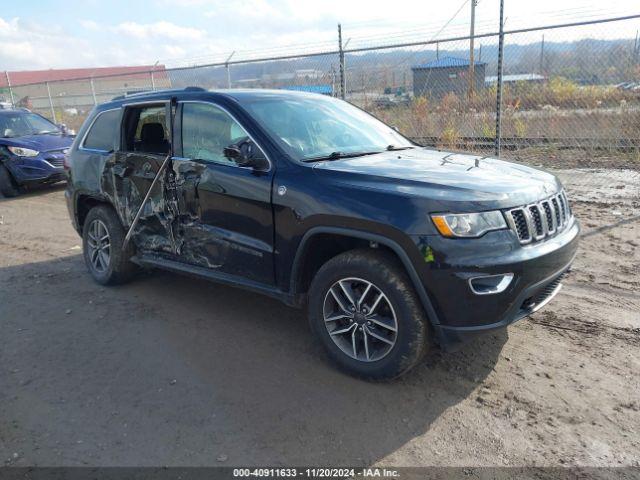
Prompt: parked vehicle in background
<box><xmin>65</xmin><ymin>88</ymin><xmax>580</xmax><ymax>380</ymax></box>
<box><xmin>0</xmin><ymin>109</ymin><xmax>75</xmax><ymax>197</ymax></box>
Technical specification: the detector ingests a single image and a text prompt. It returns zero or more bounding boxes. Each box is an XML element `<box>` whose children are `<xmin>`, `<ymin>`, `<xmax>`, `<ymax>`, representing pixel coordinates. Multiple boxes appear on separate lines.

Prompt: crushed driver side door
<box><xmin>169</xmin><ymin>101</ymin><xmax>276</xmax><ymax>286</ymax></box>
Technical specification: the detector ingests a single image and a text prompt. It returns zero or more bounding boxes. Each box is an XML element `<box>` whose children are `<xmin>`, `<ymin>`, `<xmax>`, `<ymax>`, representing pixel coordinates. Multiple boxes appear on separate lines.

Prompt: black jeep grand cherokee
<box><xmin>66</xmin><ymin>88</ymin><xmax>579</xmax><ymax>380</ymax></box>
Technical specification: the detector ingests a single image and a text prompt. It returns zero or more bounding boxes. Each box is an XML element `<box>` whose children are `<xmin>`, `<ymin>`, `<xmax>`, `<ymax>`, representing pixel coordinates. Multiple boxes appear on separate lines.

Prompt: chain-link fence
<box><xmin>1</xmin><ymin>14</ymin><xmax>639</xmax><ymax>198</ymax></box>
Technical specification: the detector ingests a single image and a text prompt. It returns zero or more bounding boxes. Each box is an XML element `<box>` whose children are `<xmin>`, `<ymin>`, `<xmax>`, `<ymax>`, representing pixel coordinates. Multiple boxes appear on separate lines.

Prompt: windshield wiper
<box><xmin>386</xmin><ymin>145</ymin><xmax>414</xmax><ymax>151</ymax></box>
<box><xmin>303</xmin><ymin>150</ymin><xmax>383</xmax><ymax>162</ymax></box>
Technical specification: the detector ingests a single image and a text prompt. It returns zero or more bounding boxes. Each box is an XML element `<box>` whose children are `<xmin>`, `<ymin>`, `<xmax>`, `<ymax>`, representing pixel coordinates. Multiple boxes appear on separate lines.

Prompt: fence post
<box><xmin>46</xmin><ymin>81</ymin><xmax>57</xmax><ymax>123</ymax></box>
<box><xmin>150</xmin><ymin>71</ymin><xmax>156</xmax><ymax>91</ymax></box>
<box><xmin>90</xmin><ymin>78</ymin><xmax>97</xmax><ymax>105</ymax></box>
<box><xmin>494</xmin><ymin>0</ymin><xmax>505</xmax><ymax>157</ymax></box>
<box><xmin>338</xmin><ymin>24</ymin><xmax>346</xmax><ymax>99</ymax></box>
<box><xmin>225</xmin><ymin>51</ymin><xmax>235</xmax><ymax>89</ymax></box>
<box><xmin>5</xmin><ymin>71</ymin><xmax>15</xmax><ymax>106</ymax></box>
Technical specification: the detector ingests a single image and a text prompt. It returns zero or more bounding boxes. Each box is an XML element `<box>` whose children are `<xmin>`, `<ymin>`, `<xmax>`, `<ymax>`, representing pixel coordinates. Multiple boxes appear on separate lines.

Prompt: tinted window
<box><xmin>83</xmin><ymin>110</ymin><xmax>120</xmax><ymax>151</ymax></box>
<box><xmin>182</xmin><ymin>103</ymin><xmax>262</xmax><ymax>166</ymax></box>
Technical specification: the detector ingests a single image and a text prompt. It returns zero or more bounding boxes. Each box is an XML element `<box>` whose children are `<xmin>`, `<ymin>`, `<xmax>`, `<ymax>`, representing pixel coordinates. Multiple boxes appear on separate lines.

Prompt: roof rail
<box><xmin>111</xmin><ymin>86</ymin><xmax>206</xmax><ymax>101</ymax></box>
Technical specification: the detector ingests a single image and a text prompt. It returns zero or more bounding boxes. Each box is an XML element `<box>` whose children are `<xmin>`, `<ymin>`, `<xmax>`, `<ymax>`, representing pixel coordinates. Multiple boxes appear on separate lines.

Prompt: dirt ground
<box><xmin>0</xmin><ymin>168</ymin><xmax>639</xmax><ymax>469</ymax></box>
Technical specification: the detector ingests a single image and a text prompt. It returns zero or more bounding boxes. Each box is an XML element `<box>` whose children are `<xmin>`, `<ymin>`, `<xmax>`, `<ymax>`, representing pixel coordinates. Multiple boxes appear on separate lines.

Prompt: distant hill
<box><xmin>168</xmin><ymin>37</ymin><xmax>640</xmax><ymax>89</ymax></box>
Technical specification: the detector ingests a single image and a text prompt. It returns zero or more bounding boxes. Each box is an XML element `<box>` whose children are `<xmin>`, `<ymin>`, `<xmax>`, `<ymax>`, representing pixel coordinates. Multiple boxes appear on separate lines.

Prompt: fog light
<box><xmin>468</xmin><ymin>273</ymin><xmax>514</xmax><ymax>295</ymax></box>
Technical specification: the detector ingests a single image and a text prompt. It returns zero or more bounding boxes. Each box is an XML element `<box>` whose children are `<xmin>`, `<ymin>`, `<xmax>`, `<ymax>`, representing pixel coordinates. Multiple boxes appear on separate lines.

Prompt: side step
<box><xmin>133</xmin><ymin>253</ymin><xmax>301</xmax><ymax>307</ymax></box>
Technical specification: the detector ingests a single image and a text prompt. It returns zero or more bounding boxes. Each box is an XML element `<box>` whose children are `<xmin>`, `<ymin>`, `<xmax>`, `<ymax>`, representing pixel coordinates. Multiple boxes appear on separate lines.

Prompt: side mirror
<box><xmin>57</xmin><ymin>123</ymin><xmax>68</xmax><ymax>135</ymax></box>
<box><xmin>223</xmin><ymin>145</ymin><xmax>243</xmax><ymax>161</ymax></box>
<box><xmin>224</xmin><ymin>142</ymin><xmax>268</xmax><ymax>170</ymax></box>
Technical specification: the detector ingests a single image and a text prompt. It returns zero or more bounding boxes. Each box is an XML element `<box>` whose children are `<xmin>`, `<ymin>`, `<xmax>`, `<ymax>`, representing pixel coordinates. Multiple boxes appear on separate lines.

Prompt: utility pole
<box><xmin>539</xmin><ymin>34</ymin><xmax>545</xmax><ymax>76</ymax></box>
<box><xmin>468</xmin><ymin>0</ymin><xmax>477</xmax><ymax>99</ymax></box>
<box><xmin>494</xmin><ymin>0</ymin><xmax>505</xmax><ymax>157</ymax></box>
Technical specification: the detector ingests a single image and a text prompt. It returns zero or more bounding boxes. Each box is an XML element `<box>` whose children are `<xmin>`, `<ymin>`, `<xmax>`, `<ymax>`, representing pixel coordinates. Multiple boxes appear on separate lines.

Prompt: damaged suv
<box><xmin>66</xmin><ymin>88</ymin><xmax>579</xmax><ymax>379</ymax></box>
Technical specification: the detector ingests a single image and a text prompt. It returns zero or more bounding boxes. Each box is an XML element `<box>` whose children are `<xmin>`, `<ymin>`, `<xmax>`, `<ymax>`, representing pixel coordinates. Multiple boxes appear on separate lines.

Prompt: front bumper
<box><xmin>437</xmin><ymin>261</ymin><xmax>571</xmax><ymax>350</ymax></box>
<box><xmin>411</xmin><ymin>217</ymin><xmax>580</xmax><ymax>350</ymax></box>
<box><xmin>4</xmin><ymin>153</ymin><xmax>66</xmax><ymax>186</ymax></box>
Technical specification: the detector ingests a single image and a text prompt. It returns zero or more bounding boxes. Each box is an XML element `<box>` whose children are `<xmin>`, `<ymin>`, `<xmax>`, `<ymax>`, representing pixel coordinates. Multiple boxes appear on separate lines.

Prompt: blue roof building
<box><xmin>411</xmin><ymin>56</ymin><xmax>487</xmax><ymax>98</ymax></box>
<box><xmin>282</xmin><ymin>84</ymin><xmax>333</xmax><ymax>96</ymax></box>
<box><xmin>412</xmin><ymin>56</ymin><xmax>487</xmax><ymax>70</ymax></box>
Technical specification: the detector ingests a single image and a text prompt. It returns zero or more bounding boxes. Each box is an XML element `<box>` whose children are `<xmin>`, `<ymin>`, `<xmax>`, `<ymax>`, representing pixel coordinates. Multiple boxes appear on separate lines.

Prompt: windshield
<box><xmin>237</xmin><ymin>94</ymin><xmax>413</xmax><ymax>161</ymax></box>
<box><xmin>0</xmin><ymin>112</ymin><xmax>60</xmax><ymax>138</ymax></box>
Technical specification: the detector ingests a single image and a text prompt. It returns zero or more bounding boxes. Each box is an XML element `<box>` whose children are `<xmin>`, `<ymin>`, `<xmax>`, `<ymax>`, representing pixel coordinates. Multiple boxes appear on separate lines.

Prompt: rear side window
<box><xmin>122</xmin><ymin>104</ymin><xmax>169</xmax><ymax>155</ymax></box>
<box><xmin>83</xmin><ymin>109</ymin><xmax>120</xmax><ymax>152</ymax></box>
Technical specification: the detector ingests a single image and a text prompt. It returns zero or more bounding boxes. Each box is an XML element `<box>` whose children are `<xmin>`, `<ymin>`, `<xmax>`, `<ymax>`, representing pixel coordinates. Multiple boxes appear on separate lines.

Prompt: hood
<box><xmin>312</xmin><ymin>148</ymin><xmax>562</xmax><ymax>209</ymax></box>
<box><xmin>1</xmin><ymin>133</ymin><xmax>74</xmax><ymax>153</ymax></box>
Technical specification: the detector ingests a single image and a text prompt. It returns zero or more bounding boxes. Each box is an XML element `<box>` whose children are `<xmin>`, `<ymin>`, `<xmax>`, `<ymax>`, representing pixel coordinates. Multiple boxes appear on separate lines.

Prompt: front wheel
<box><xmin>82</xmin><ymin>205</ymin><xmax>138</xmax><ymax>285</ymax></box>
<box><xmin>0</xmin><ymin>164</ymin><xmax>20</xmax><ymax>197</ymax></box>
<box><xmin>308</xmin><ymin>249</ymin><xmax>431</xmax><ymax>380</ymax></box>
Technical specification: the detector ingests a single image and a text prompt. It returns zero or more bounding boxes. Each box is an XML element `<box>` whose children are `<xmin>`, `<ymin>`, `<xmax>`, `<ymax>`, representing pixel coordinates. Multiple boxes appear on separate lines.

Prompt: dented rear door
<box><xmin>112</xmin><ymin>102</ymin><xmax>176</xmax><ymax>254</ymax></box>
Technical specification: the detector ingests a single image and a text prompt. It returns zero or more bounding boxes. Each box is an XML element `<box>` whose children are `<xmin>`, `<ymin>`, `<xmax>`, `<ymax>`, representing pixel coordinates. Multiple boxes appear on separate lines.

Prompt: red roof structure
<box><xmin>0</xmin><ymin>65</ymin><xmax>168</xmax><ymax>87</ymax></box>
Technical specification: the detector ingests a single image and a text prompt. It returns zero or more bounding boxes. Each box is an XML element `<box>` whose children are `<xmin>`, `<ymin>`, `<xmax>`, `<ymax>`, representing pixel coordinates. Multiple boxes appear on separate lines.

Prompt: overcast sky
<box><xmin>1</xmin><ymin>0</ymin><xmax>638</xmax><ymax>71</ymax></box>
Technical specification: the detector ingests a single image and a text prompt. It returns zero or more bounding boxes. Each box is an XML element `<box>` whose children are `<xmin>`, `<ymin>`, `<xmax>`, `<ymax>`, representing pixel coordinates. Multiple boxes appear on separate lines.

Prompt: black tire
<box><xmin>82</xmin><ymin>205</ymin><xmax>138</xmax><ymax>285</ymax></box>
<box><xmin>308</xmin><ymin>249</ymin><xmax>431</xmax><ymax>381</ymax></box>
<box><xmin>0</xmin><ymin>164</ymin><xmax>20</xmax><ymax>197</ymax></box>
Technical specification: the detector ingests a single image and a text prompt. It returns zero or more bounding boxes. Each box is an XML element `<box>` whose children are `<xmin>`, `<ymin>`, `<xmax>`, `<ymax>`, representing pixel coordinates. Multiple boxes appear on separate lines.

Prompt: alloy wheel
<box><xmin>322</xmin><ymin>277</ymin><xmax>398</xmax><ymax>362</ymax></box>
<box><xmin>86</xmin><ymin>219</ymin><xmax>111</xmax><ymax>273</ymax></box>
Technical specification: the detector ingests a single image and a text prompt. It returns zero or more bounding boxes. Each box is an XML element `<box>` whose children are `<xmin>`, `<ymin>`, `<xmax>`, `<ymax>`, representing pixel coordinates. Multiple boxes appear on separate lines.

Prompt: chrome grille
<box><xmin>528</xmin><ymin>205</ymin><xmax>544</xmax><ymax>239</ymax></box>
<box><xmin>510</xmin><ymin>209</ymin><xmax>531</xmax><ymax>243</ymax></box>
<box><xmin>44</xmin><ymin>149</ymin><xmax>66</xmax><ymax>169</ymax></box>
<box><xmin>541</xmin><ymin>200</ymin><xmax>556</xmax><ymax>234</ymax></box>
<box><xmin>551</xmin><ymin>197</ymin><xmax>561</xmax><ymax>227</ymax></box>
<box><xmin>45</xmin><ymin>156</ymin><xmax>64</xmax><ymax>168</ymax></box>
<box><xmin>506</xmin><ymin>191</ymin><xmax>572</xmax><ymax>245</ymax></box>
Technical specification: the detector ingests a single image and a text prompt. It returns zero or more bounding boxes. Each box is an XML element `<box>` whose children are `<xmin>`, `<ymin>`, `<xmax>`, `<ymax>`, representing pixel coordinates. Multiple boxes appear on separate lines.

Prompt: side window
<box><xmin>123</xmin><ymin>104</ymin><xmax>169</xmax><ymax>155</ymax></box>
<box><xmin>181</xmin><ymin>103</ymin><xmax>264</xmax><ymax>166</ymax></box>
<box><xmin>82</xmin><ymin>109</ymin><xmax>120</xmax><ymax>152</ymax></box>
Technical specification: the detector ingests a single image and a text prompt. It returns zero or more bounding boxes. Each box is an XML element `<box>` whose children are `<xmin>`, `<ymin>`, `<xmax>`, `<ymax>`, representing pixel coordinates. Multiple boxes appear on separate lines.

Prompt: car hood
<box><xmin>312</xmin><ymin>148</ymin><xmax>562</xmax><ymax>209</ymax></box>
<box><xmin>2</xmin><ymin>133</ymin><xmax>74</xmax><ymax>152</ymax></box>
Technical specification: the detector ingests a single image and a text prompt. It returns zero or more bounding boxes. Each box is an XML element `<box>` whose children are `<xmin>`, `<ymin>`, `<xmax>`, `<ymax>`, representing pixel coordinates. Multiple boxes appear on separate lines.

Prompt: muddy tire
<box><xmin>0</xmin><ymin>164</ymin><xmax>20</xmax><ymax>197</ymax></box>
<box><xmin>308</xmin><ymin>249</ymin><xmax>431</xmax><ymax>381</ymax></box>
<box><xmin>82</xmin><ymin>205</ymin><xmax>138</xmax><ymax>285</ymax></box>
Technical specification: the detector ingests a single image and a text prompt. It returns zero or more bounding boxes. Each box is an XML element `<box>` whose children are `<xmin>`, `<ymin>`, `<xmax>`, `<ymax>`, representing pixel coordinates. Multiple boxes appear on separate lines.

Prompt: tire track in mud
<box><xmin>530</xmin><ymin>311</ymin><xmax>640</xmax><ymax>346</ymax></box>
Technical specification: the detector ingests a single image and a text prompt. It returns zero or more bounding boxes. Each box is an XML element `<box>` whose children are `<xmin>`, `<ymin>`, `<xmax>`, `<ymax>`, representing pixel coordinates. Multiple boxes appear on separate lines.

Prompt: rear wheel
<box><xmin>82</xmin><ymin>205</ymin><xmax>138</xmax><ymax>285</ymax></box>
<box><xmin>308</xmin><ymin>249</ymin><xmax>431</xmax><ymax>380</ymax></box>
<box><xmin>0</xmin><ymin>164</ymin><xmax>20</xmax><ymax>197</ymax></box>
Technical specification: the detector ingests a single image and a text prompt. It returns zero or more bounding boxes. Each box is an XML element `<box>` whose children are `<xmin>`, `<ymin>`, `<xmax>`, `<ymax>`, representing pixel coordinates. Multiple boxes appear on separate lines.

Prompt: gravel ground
<box><xmin>0</xmin><ymin>170</ymin><xmax>638</xmax><ymax>468</ymax></box>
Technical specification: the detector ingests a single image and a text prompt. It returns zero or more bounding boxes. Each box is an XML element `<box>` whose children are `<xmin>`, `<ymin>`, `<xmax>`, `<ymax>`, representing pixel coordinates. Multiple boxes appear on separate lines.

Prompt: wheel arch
<box><xmin>290</xmin><ymin>226</ymin><xmax>441</xmax><ymax>327</ymax></box>
<box><xmin>75</xmin><ymin>193</ymin><xmax>116</xmax><ymax>232</ymax></box>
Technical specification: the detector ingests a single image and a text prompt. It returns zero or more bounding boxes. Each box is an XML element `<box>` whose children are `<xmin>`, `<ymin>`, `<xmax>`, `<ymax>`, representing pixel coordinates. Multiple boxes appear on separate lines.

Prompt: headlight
<box><xmin>7</xmin><ymin>146</ymin><xmax>39</xmax><ymax>157</ymax></box>
<box><xmin>431</xmin><ymin>211</ymin><xmax>507</xmax><ymax>238</ymax></box>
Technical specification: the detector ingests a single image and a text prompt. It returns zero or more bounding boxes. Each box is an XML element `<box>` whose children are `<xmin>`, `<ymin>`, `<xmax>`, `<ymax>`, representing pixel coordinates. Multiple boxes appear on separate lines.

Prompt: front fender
<box><xmin>289</xmin><ymin>225</ymin><xmax>442</xmax><ymax>329</ymax></box>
